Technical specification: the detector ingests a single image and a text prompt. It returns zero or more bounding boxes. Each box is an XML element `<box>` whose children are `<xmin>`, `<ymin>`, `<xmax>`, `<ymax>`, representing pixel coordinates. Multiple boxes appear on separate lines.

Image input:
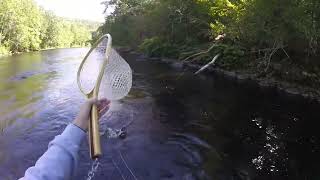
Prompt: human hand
<box><xmin>73</xmin><ymin>98</ymin><xmax>110</xmax><ymax>131</ymax></box>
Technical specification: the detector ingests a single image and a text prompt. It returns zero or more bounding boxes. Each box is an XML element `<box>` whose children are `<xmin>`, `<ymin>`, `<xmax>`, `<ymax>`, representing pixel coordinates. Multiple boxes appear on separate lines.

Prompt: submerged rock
<box><xmin>11</xmin><ymin>71</ymin><xmax>36</xmax><ymax>81</ymax></box>
<box><xmin>159</xmin><ymin>169</ymin><xmax>174</xmax><ymax>178</ymax></box>
<box><xmin>150</xmin><ymin>57</ymin><xmax>161</xmax><ymax>61</ymax></box>
<box><xmin>170</xmin><ymin>62</ymin><xmax>183</xmax><ymax>70</ymax></box>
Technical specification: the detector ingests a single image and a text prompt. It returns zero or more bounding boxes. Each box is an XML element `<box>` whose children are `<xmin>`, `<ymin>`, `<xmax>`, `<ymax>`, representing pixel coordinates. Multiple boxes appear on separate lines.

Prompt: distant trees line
<box><xmin>0</xmin><ymin>0</ymin><xmax>99</xmax><ymax>56</ymax></box>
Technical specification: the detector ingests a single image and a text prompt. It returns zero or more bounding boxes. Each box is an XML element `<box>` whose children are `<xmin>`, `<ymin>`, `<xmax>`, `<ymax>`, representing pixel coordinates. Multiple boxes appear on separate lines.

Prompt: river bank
<box><xmin>0</xmin><ymin>46</ymin><xmax>90</xmax><ymax>59</ymax></box>
<box><xmin>117</xmin><ymin>47</ymin><xmax>320</xmax><ymax>103</ymax></box>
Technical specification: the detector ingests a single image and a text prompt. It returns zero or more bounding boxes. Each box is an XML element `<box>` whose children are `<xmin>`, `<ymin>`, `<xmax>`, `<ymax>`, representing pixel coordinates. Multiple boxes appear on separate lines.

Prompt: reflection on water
<box><xmin>0</xmin><ymin>48</ymin><xmax>320</xmax><ymax>180</ymax></box>
<box><xmin>0</xmin><ymin>53</ymin><xmax>48</xmax><ymax>133</ymax></box>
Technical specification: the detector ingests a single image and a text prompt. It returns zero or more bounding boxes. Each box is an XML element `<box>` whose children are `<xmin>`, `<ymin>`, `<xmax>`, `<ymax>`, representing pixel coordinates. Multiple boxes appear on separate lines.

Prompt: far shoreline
<box><xmin>0</xmin><ymin>46</ymin><xmax>91</xmax><ymax>58</ymax></box>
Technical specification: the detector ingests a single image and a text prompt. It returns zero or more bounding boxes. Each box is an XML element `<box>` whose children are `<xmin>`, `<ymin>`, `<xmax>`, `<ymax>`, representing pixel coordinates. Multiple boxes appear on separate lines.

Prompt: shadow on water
<box><xmin>120</xmin><ymin>52</ymin><xmax>320</xmax><ymax>180</ymax></box>
<box><xmin>0</xmin><ymin>48</ymin><xmax>320</xmax><ymax>180</ymax></box>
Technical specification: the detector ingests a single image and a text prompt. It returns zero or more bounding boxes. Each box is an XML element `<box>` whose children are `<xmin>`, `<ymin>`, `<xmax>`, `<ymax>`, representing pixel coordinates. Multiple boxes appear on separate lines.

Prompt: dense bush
<box><xmin>97</xmin><ymin>0</ymin><xmax>320</xmax><ymax>84</ymax></box>
<box><xmin>0</xmin><ymin>45</ymin><xmax>10</xmax><ymax>57</ymax></box>
<box><xmin>139</xmin><ymin>37</ymin><xmax>179</xmax><ymax>57</ymax></box>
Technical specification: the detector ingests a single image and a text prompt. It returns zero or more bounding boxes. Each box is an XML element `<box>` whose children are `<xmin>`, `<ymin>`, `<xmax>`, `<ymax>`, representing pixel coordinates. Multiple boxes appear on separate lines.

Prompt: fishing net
<box><xmin>78</xmin><ymin>35</ymin><xmax>132</xmax><ymax>101</ymax></box>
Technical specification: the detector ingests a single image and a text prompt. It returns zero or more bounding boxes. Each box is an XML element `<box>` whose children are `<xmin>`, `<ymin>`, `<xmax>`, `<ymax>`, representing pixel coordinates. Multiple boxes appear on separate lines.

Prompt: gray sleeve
<box><xmin>19</xmin><ymin>124</ymin><xmax>86</xmax><ymax>180</ymax></box>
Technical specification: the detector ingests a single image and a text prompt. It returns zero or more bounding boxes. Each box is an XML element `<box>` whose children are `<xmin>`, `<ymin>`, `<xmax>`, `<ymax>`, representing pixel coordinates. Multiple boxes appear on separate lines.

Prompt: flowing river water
<box><xmin>0</xmin><ymin>48</ymin><xmax>320</xmax><ymax>180</ymax></box>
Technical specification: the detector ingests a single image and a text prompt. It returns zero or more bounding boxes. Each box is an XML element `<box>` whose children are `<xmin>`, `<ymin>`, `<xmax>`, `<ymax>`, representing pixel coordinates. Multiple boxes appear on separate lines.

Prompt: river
<box><xmin>0</xmin><ymin>48</ymin><xmax>320</xmax><ymax>180</ymax></box>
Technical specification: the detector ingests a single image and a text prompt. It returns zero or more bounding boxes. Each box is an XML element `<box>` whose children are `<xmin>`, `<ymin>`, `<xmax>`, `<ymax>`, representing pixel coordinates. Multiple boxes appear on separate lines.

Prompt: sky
<box><xmin>35</xmin><ymin>0</ymin><xmax>112</xmax><ymax>22</ymax></box>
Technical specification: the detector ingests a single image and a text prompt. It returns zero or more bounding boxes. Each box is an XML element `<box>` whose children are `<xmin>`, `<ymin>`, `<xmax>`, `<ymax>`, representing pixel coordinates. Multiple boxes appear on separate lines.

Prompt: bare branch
<box><xmin>183</xmin><ymin>43</ymin><xmax>216</xmax><ymax>61</ymax></box>
<box><xmin>194</xmin><ymin>54</ymin><xmax>221</xmax><ymax>75</ymax></box>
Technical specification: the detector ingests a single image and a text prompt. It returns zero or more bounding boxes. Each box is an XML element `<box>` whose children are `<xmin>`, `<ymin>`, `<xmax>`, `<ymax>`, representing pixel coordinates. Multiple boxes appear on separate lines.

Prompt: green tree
<box><xmin>0</xmin><ymin>0</ymin><xmax>96</xmax><ymax>56</ymax></box>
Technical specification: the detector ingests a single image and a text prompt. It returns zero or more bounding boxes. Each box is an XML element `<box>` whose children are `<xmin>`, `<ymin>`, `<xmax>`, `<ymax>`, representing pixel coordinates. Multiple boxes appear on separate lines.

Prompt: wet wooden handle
<box><xmin>88</xmin><ymin>104</ymin><xmax>102</xmax><ymax>159</ymax></box>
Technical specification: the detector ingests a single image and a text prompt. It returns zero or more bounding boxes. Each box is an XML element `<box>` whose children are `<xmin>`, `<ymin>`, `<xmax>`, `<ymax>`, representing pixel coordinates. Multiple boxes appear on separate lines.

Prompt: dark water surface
<box><xmin>0</xmin><ymin>48</ymin><xmax>320</xmax><ymax>180</ymax></box>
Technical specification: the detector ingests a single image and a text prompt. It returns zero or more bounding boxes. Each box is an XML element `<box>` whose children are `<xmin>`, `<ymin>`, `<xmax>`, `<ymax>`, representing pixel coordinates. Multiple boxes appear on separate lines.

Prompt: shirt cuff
<box><xmin>50</xmin><ymin>123</ymin><xmax>87</xmax><ymax>151</ymax></box>
<box><xmin>60</xmin><ymin>124</ymin><xmax>86</xmax><ymax>145</ymax></box>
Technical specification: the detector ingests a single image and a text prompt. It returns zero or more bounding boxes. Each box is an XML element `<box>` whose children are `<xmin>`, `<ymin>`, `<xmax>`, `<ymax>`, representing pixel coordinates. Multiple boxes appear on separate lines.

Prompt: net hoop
<box><xmin>77</xmin><ymin>34</ymin><xmax>112</xmax><ymax>97</ymax></box>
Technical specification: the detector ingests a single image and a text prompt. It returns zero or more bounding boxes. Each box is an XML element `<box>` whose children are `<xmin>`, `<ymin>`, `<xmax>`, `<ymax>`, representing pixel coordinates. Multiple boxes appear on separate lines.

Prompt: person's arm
<box><xmin>19</xmin><ymin>98</ymin><xmax>110</xmax><ymax>180</ymax></box>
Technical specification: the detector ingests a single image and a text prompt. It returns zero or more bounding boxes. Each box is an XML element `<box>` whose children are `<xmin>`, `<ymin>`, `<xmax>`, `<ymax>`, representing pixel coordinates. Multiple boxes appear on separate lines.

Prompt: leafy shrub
<box><xmin>139</xmin><ymin>37</ymin><xmax>179</xmax><ymax>57</ymax></box>
<box><xmin>209</xmin><ymin>44</ymin><xmax>246</xmax><ymax>69</ymax></box>
<box><xmin>0</xmin><ymin>45</ymin><xmax>10</xmax><ymax>57</ymax></box>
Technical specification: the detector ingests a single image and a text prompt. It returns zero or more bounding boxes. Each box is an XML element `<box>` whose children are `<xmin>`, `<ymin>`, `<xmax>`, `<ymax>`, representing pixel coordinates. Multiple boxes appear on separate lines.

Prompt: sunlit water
<box><xmin>0</xmin><ymin>48</ymin><xmax>320</xmax><ymax>180</ymax></box>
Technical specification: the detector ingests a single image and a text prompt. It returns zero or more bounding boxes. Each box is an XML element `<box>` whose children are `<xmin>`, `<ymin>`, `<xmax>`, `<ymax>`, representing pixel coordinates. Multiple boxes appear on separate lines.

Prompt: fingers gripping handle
<box><xmin>89</xmin><ymin>104</ymin><xmax>102</xmax><ymax>159</ymax></box>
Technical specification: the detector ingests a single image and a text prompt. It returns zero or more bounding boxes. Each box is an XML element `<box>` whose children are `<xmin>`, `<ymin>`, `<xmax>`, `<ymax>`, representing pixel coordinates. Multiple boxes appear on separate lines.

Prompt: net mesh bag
<box><xmin>99</xmin><ymin>48</ymin><xmax>132</xmax><ymax>100</ymax></box>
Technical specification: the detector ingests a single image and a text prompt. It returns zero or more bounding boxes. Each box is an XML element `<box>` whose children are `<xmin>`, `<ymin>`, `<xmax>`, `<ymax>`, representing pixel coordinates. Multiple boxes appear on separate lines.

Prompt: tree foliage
<box><xmin>98</xmin><ymin>0</ymin><xmax>320</xmax><ymax>87</ymax></box>
<box><xmin>0</xmin><ymin>0</ymin><xmax>97</xmax><ymax>56</ymax></box>
<box><xmin>98</xmin><ymin>0</ymin><xmax>320</xmax><ymax>57</ymax></box>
